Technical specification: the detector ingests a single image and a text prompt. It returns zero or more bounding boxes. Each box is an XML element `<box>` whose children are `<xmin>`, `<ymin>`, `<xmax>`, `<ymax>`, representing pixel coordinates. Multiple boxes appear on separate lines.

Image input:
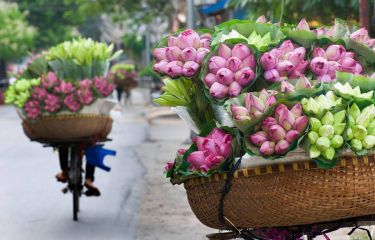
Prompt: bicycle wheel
<box><xmin>69</xmin><ymin>146</ymin><xmax>82</xmax><ymax>221</ymax></box>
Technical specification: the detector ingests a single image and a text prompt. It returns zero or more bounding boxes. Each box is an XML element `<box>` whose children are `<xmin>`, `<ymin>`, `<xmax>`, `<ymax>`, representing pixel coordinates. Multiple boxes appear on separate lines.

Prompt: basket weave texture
<box><xmin>184</xmin><ymin>155</ymin><xmax>375</xmax><ymax>229</ymax></box>
<box><xmin>22</xmin><ymin>114</ymin><xmax>112</xmax><ymax>141</ymax></box>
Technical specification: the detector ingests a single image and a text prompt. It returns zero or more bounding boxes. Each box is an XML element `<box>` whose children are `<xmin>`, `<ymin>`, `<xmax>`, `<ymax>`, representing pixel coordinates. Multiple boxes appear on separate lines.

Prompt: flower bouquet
<box><xmin>5</xmin><ymin>38</ymin><xmax>121</xmax><ymax>142</ymax></box>
<box><xmin>108</xmin><ymin>63</ymin><xmax>138</xmax><ymax>91</ymax></box>
<box><xmin>152</xmin><ymin>18</ymin><xmax>375</xmax><ymax>237</ymax></box>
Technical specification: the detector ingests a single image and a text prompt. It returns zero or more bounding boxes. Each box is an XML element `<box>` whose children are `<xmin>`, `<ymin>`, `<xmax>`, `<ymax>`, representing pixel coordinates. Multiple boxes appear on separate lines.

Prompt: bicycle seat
<box><xmin>85</xmin><ymin>145</ymin><xmax>116</xmax><ymax>171</ymax></box>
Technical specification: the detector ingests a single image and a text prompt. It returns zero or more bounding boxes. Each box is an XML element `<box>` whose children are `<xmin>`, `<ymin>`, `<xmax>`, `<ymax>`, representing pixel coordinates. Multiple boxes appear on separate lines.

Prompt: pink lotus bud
<box><xmin>153</xmin><ymin>48</ymin><xmax>167</xmax><ymax>61</ymax></box>
<box><xmin>77</xmin><ymin>88</ymin><xmax>94</xmax><ymax>105</ymax></box>
<box><xmin>365</xmin><ymin>39</ymin><xmax>375</xmax><ymax>47</ymax></box>
<box><xmin>259</xmin><ymin>141</ymin><xmax>275</xmax><ymax>156</ymax></box>
<box><xmin>313</xmin><ymin>27</ymin><xmax>326</xmax><ymax>36</ymax></box>
<box><xmin>294</xmin><ymin>47</ymin><xmax>306</xmax><ymax>59</ymax></box>
<box><xmin>260</xmin><ymin>53</ymin><xmax>277</xmax><ymax>70</ymax></box>
<box><xmin>232</xmin><ymin>44</ymin><xmax>250</xmax><ymax>60</ymax></box>
<box><xmin>168</xmin><ymin>36</ymin><xmax>179</xmax><ymax>47</ymax></box>
<box><xmin>42</xmin><ymin>72</ymin><xmax>59</xmax><ymax>88</ymax></box>
<box><xmin>317</xmin><ymin>74</ymin><xmax>332</xmax><ymax>82</ymax></box>
<box><xmin>278</xmin><ymin>108</ymin><xmax>295</xmax><ymax>131</ymax></box>
<box><xmin>350</xmin><ymin>28</ymin><xmax>368</xmax><ymax>42</ymax></box>
<box><xmin>325</xmin><ymin>45</ymin><xmax>346</xmax><ymax>61</ymax></box>
<box><xmin>208</xmin><ymin>56</ymin><xmax>226</xmax><ymax>74</ymax></box>
<box><xmin>165</xmin><ymin>161</ymin><xmax>174</xmax><ymax>172</ymax></box>
<box><xmin>210</xmin><ymin>82</ymin><xmax>228</xmax><ymax>99</ymax></box>
<box><xmin>209</xmin><ymin>128</ymin><xmax>232</xmax><ymax>144</ymax></box>
<box><xmin>275</xmin><ymin>104</ymin><xmax>288</xmax><ymax>122</ymax></box>
<box><xmin>204</xmin><ymin>73</ymin><xmax>217</xmax><ymax>88</ymax></box>
<box><xmin>339</xmin><ymin>57</ymin><xmax>357</xmax><ymax>73</ymax></box>
<box><xmin>64</xmin><ymin>93</ymin><xmax>81</xmax><ymax>112</ymax></box>
<box><xmin>258</xmin><ymin>89</ymin><xmax>271</xmax><ymax>102</ymax></box>
<box><xmin>279</xmin><ymin>40</ymin><xmax>294</xmax><ymax>54</ymax></box>
<box><xmin>200</xmin><ymin>33</ymin><xmax>211</xmax><ymax>40</ymax></box>
<box><xmin>269</xmin><ymin>124</ymin><xmax>286</xmax><ymax>142</ymax></box>
<box><xmin>294</xmin><ymin>116</ymin><xmax>309</xmax><ymax>132</ymax></box>
<box><xmin>219</xmin><ymin>44</ymin><xmax>232</xmax><ymax>59</ymax></box>
<box><xmin>275</xmin><ymin>139</ymin><xmax>290</xmax><ymax>155</ymax></box>
<box><xmin>226</xmin><ymin>57</ymin><xmax>242</xmax><ymax>72</ymax></box>
<box><xmin>165</xmin><ymin>61</ymin><xmax>183</xmax><ymax>78</ymax></box>
<box><xmin>195</xmin><ymin>48</ymin><xmax>210</xmax><ymax>64</ymax></box>
<box><xmin>24</xmin><ymin>100</ymin><xmax>41</xmax><ymax>119</ymax></box>
<box><xmin>265</xmin><ymin>95</ymin><xmax>276</xmax><ymax>107</ymax></box>
<box><xmin>312</xmin><ymin>48</ymin><xmax>326</xmax><ymax>59</ymax></box>
<box><xmin>280</xmin><ymin>80</ymin><xmax>295</xmax><ymax>93</ymax></box>
<box><xmin>310</xmin><ymin>57</ymin><xmax>329</xmax><ymax>76</ymax></box>
<box><xmin>269</xmin><ymin>49</ymin><xmax>283</xmax><ymax>59</ymax></box>
<box><xmin>256</xmin><ymin>15</ymin><xmax>267</xmax><ymax>23</ymax></box>
<box><xmin>241</xmin><ymin>55</ymin><xmax>256</xmax><ymax>69</ymax></box>
<box><xmin>262</xmin><ymin>117</ymin><xmax>278</xmax><ymax>132</ymax></box>
<box><xmin>277</xmin><ymin>61</ymin><xmax>294</xmax><ymax>76</ymax></box>
<box><xmin>182</xmin><ymin>61</ymin><xmax>200</xmax><ymax>77</ymax></box>
<box><xmin>54</xmin><ymin>81</ymin><xmax>74</xmax><ymax>94</ymax></box>
<box><xmin>153</xmin><ymin>60</ymin><xmax>168</xmax><ymax>74</ymax></box>
<box><xmin>32</xmin><ymin>87</ymin><xmax>48</xmax><ymax>100</ymax></box>
<box><xmin>234</xmin><ymin>67</ymin><xmax>255</xmax><ymax>86</ymax></box>
<box><xmin>287</xmin><ymin>51</ymin><xmax>302</xmax><ymax>67</ymax></box>
<box><xmin>248</xmin><ymin>94</ymin><xmax>265</xmax><ymax>113</ymax></box>
<box><xmin>181</xmin><ymin>47</ymin><xmax>197</xmax><ymax>61</ymax></box>
<box><xmin>345</xmin><ymin>52</ymin><xmax>355</xmax><ymax>58</ymax></box>
<box><xmin>200</xmin><ymin>39</ymin><xmax>211</xmax><ymax>49</ymax></box>
<box><xmin>354</xmin><ymin>63</ymin><xmax>363</xmax><ymax>74</ymax></box>
<box><xmin>216</xmin><ymin>68</ymin><xmax>234</xmax><ymax>85</ymax></box>
<box><xmin>228</xmin><ymin>81</ymin><xmax>242</xmax><ymax>97</ymax></box>
<box><xmin>264</xmin><ymin>69</ymin><xmax>280</xmax><ymax>83</ymax></box>
<box><xmin>250</xmin><ymin>131</ymin><xmax>269</xmax><ymax>147</ymax></box>
<box><xmin>295</xmin><ymin>76</ymin><xmax>312</xmax><ymax>89</ymax></box>
<box><xmin>177</xmin><ymin>29</ymin><xmax>200</xmax><ymax>49</ymax></box>
<box><xmin>166</xmin><ymin>47</ymin><xmax>182</xmax><ymax>61</ymax></box>
<box><xmin>297</xmin><ymin>18</ymin><xmax>310</xmax><ymax>31</ymax></box>
<box><xmin>327</xmin><ymin>61</ymin><xmax>341</xmax><ymax>78</ymax></box>
<box><xmin>285</xmin><ymin>130</ymin><xmax>300</xmax><ymax>143</ymax></box>
<box><xmin>178</xmin><ymin>148</ymin><xmax>187</xmax><ymax>155</ymax></box>
<box><xmin>44</xmin><ymin>93</ymin><xmax>61</xmax><ymax>113</ymax></box>
<box><xmin>290</xmin><ymin>103</ymin><xmax>302</xmax><ymax>118</ymax></box>
<box><xmin>187</xmin><ymin>151</ymin><xmax>206</xmax><ymax>170</ymax></box>
<box><xmin>231</xmin><ymin>105</ymin><xmax>250</xmax><ymax>121</ymax></box>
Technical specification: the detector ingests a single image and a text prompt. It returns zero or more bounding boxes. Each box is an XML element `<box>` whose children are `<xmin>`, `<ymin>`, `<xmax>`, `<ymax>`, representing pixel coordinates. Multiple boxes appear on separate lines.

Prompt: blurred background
<box><xmin>0</xmin><ymin>1</ymin><xmax>374</xmax><ymax>240</ymax></box>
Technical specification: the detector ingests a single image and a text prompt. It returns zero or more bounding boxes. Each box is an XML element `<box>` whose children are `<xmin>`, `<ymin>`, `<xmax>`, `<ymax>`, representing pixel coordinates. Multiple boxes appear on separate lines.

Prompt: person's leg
<box><xmin>56</xmin><ymin>146</ymin><xmax>69</xmax><ymax>182</ymax></box>
<box><xmin>116</xmin><ymin>86</ymin><xmax>122</xmax><ymax>103</ymax></box>
<box><xmin>84</xmin><ymin>162</ymin><xmax>100</xmax><ymax>196</ymax></box>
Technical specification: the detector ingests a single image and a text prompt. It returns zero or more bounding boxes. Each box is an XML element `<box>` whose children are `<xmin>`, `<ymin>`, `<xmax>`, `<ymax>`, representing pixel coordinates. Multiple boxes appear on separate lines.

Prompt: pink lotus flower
<box><xmin>241</xmin><ymin>55</ymin><xmax>256</xmax><ymax>69</ymax></box>
<box><xmin>181</xmin><ymin>47</ymin><xmax>197</xmax><ymax>62</ymax></box>
<box><xmin>269</xmin><ymin>124</ymin><xmax>286</xmax><ymax>142</ymax></box>
<box><xmin>345</xmin><ymin>52</ymin><xmax>355</xmax><ymax>58</ymax></box>
<box><xmin>153</xmin><ymin>60</ymin><xmax>169</xmax><ymax>74</ymax></box>
<box><xmin>187</xmin><ymin>151</ymin><xmax>206</xmax><ymax>170</ymax></box>
<box><xmin>312</xmin><ymin>48</ymin><xmax>326</xmax><ymax>58</ymax></box>
<box><xmin>77</xmin><ymin>88</ymin><xmax>94</xmax><ymax>105</ymax></box>
<box><xmin>204</xmin><ymin>73</ymin><xmax>216</xmax><ymax>88</ymax></box>
<box><xmin>231</xmin><ymin>44</ymin><xmax>250</xmax><ymax>60</ymax></box>
<box><xmin>327</xmin><ymin>61</ymin><xmax>341</xmax><ymax>78</ymax></box>
<box><xmin>216</xmin><ymin>68</ymin><xmax>234</xmax><ymax>85</ymax></box>
<box><xmin>290</xmin><ymin>103</ymin><xmax>302</xmax><ymax>118</ymax></box>
<box><xmin>24</xmin><ymin>100</ymin><xmax>41</xmax><ymax>119</ymax></box>
<box><xmin>177</xmin><ymin>148</ymin><xmax>187</xmax><ymax>155</ymax></box>
<box><xmin>93</xmin><ymin>77</ymin><xmax>114</xmax><ymax>97</ymax></box>
<box><xmin>264</xmin><ymin>69</ymin><xmax>280</xmax><ymax>83</ymax></box>
<box><xmin>279</xmin><ymin>40</ymin><xmax>294</xmax><ymax>54</ymax></box>
<box><xmin>54</xmin><ymin>81</ymin><xmax>74</xmax><ymax>94</ymax></box>
<box><xmin>41</xmin><ymin>72</ymin><xmax>59</xmax><ymax>88</ymax></box>
<box><xmin>208</xmin><ymin>56</ymin><xmax>226</xmax><ymax>74</ymax></box>
<box><xmin>354</xmin><ymin>63</ymin><xmax>363</xmax><ymax>74</ymax></box>
<box><xmin>285</xmin><ymin>130</ymin><xmax>300</xmax><ymax>143</ymax></box>
<box><xmin>166</xmin><ymin>47</ymin><xmax>182</xmax><ymax>61</ymax></box>
<box><xmin>310</xmin><ymin>57</ymin><xmax>329</xmax><ymax>76</ymax></box>
<box><xmin>278</xmin><ymin>108</ymin><xmax>295</xmax><ymax>131</ymax></box>
<box><xmin>275</xmin><ymin>139</ymin><xmax>290</xmax><ymax>154</ymax></box>
<box><xmin>165</xmin><ymin>161</ymin><xmax>174</xmax><ymax>172</ymax></box>
<box><xmin>260</xmin><ymin>53</ymin><xmax>277</xmax><ymax>70</ymax></box>
<box><xmin>219</xmin><ymin>44</ymin><xmax>232</xmax><ymax>59</ymax></box>
<box><xmin>32</xmin><ymin>87</ymin><xmax>47</xmax><ymax>101</ymax></box>
<box><xmin>293</xmin><ymin>116</ymin><xmax>308</xmax><ymax>132</ymax></box>
<box><xmin>231</xmin><ymin>105</ymin><xmax>250</xmax><ymax>121</ymax></box>
<box><xmin>228</xmin><ymin>81</ymin><xmax>242</xmax><ymax>97</ymax></box>
<box><xmin>165</xmin><ymin>61</ymin><xmax>183</xmax><ymax>78</ymax></box>
<box><xmin>325</xmin><ymin>45</ymin><xmax>346</xmax><ymax>61</ymax></box>
<box><xmin>256</xmin><ymin>15</ymin><xmax>267</xmax><ymax>23</ymax></box>
<box><xmin>209</xmin><ymin>82</ymin><xmax>228</xmax><ymax>99</ymax></box>
<box><xmin>234</xmin><ymin>67</ymin><xmax>255</xmax><ymax>86</ymax></box>
<box><xmin>317</xmin><ymin>74</ymin><xmax>332</xmax><ymax>82</ymax></box>
<box><xmin>168</xmin><ymin>36</ymin><xmax>179</xmax><ymax>47</ymax></box>
<box><xmin>339</xmin><ymin>57</ymin><xmax>357</xmax><ymax>73</ymax></box>
<box><xmin>297</xmin><ymin>18</ymin><xmax>310</xmax><ymax>31</ymax></box>
<box><xmin>259</xmin><ymin>141</ymin><xmax>275</xmax><ymax>156</ymax></box>
<box><xmin>295</xmin><ymin>76</ymin><xmax>312</xmax><ymax>89</ymax></box>
<box><xmin>200</xmin><ymin>33</ymin><xmax>211</xmax><ymax>40</ymax></box>
<box><xmin>250</xmin><ymin>131</ymin><xmax>269</xmax><ymax>147</ymax></box>
<box><xmin>177</xmin><ymin>29</ymin><xmax>201</xmax><ymax>49</ymax></box>
<box><xmin>226</xmin><ymin>57</ymin><xmax>242</xmax><ymax>72</ymax></box>
<box><xmin>153</xmin><ymin>48</ymin><xmax>167</xmax><ymax>61</ymax></box>
<box><xmin>262</xmin><ymin>117</ymin><xmax>278</xmax><ymax>132</ymax></box>
<box><xmin>200</xmin><ymin>39</ymin><xmax>211</xmax><ymax>49</ymax></box>
<box><xmin>277</xmin><ymin>61</ymin><xmax>294</xmax><ymax>76</ymax></box>
<box><xmin>64</xmin><ymin>94</ymin><xmax>81</xmax><ymax>112</ymax></box>
<box><xmin>280</xmin><ymin>80</ymin><xmax>295</xmax><ymax>93</ymax></box>
<box><xmin>44</xmin><ymin>94</ymin><xmax>61</xmax><ymax>113</ymax></box>
<box><xmin>195</xmin><ymin>48</ymin><xmax>210</xmax><ymax>64</ymax></box>
<box><xmin>274</xmin><ymin>104</ymin><xmax>288</xmax><ymax>122</ymax></box>
<box><xmin>350</xmin><ymin>28</ymin><xmax>368</xmax><ymax>42</ymax></box>
<box><xmin>182</xmin><ymin>61</ymin><xmax>200</xmax><ymax>77</ymax></box>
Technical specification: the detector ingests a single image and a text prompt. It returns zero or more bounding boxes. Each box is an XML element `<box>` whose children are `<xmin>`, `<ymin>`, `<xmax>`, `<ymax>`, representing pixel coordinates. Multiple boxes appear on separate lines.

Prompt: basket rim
<box><xmin>22</xmin><ymin>113</ymin><xmax>112</xmax><ymax>122</ymax></box>
<box><xmin>184</xmin><ymin>155</ymin><xmax>374</xmax><ymax>187</ymax></box>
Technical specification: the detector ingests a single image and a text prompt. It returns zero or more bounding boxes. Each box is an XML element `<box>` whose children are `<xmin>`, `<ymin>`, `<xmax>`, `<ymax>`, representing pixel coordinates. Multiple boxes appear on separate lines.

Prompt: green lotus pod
<box><xmin>4</xmin><ymin>86</ymin><xmax>16</xmax><ymax>104</ymax></box>
<box><xmin>310</xmin><ymin>118</ymin><xmax>322</xmax><ymax>132</ymax></box>
<box><xmin>350</xmin><ymin>139</ymin><xmax>363</xmax><ymax>151</ymax></box>
<box><xmin>308</xmin><ymin>131</ymin><xmax>319</xmax><ymax>144</ymax></box>
<box><xmin>14</xmin><ymin>79</ymin><xmax>31</xmax><ymax>93</ymax></box>
<box><xmin>347</xmin><ymin>127</ymin><xmax>353</xmax><ymax>140</ymax></box>
<box><xmin>333</xmin><ymin>123</ymin><xmax>346</xmax><ymax>135</ymax></box>
<box><xmin>353</xmin><ymin>125</ymin><xmax>368</xmax><ymax>141</ymax></box>
<box><xmin>316</xmin><ymin>137</ymin><xmax>331</xmax><ymax>151</ymax></box>
<box><xmin>322</xmin><ymin>147</ymin><xmax>335</xmax><ymax>161</ymax></box>
<box><xmin>310</xmin><ymin>145</ymin><xmax>321</xmax><ymax>158</ymax></box>
<box><xmin>30</xmin><ymin>78</ymin><xmax>41</xmax><ymax>87</ymax></box>
<box><xmin>349</xmin><ymin>103</ymin><xmax>360</xmax><ymax>120</ymax></box>
<box><xmin>321</xmin><ymin>111</ymin><xmax>334</xmax><ymax>125</ymax></box>
<box><xmin>318</xmin><ymin>125</ymin><xmax>334</xmax><ymax>139</ymax></box>
<box><xmin>348</xmin><ymin>116</ymin><xmax>355</xmax><ymax>127</ymax></box>
<box><xmin>331</xmin><ymin>135</ymin><xmax>344</xmax><ymax>149</ymax></box>
<box><xmin>356</xmin><ymin>105</ymin><xmax>375</xmax><ymax>128</ymax></box>
<box><xmin>333</xmin><ymin>110</ymin><xmax>346</xmax><ymax>124</ymax></box>
<box><xmin>362</xmin><ymin>135</ymin><xmax>375</xmax><ymax>149</ymax></box>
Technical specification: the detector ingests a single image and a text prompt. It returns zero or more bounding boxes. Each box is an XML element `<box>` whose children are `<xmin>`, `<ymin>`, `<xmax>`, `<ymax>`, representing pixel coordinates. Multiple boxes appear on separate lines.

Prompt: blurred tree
<box><xmin>0</xmin><ymin>1</ymin><xmax>35</xmax><ymax>79</ymax></box>
<box><xmin>122</xmin><ymin>34</ymin><xmax>145</xmax><ymax>62</ymax></box>
<box><xmin>11</xmin><ymin>0</ymin><xmax>84</xmax><ymax>49</ymax></box>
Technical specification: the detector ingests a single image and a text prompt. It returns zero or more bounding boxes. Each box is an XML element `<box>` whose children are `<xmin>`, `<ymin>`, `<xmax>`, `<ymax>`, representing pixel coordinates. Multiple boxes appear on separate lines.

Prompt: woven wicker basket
<box><xmin>22</xmin><ymin>114</ymin><xmax>113</xmax><ymax>142</ymax></box>
<box><xmin>184</xmin><ymin>155</ymin><xmax>375</xmax><ymax>229</ymax></box>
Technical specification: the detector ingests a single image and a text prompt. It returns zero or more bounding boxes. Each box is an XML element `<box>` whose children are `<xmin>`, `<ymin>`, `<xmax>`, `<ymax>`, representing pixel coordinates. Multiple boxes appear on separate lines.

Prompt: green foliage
<box><xmin>0</xmin><ymin>1</ymin><xmax>35</xmax><ymax>61</ymax></box>
<box><xmin>122</xmin><ymin>34</ymin><xmax>145</xmax><ymax>60</ymax></box>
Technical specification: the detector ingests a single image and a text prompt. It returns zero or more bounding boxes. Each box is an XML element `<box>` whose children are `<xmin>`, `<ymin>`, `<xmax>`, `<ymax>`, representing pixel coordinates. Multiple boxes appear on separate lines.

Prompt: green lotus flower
<box><xmin>348</xmin><ymin>116</ymin><xmax>355</xmax><ymax>127</ymax></box>
<box><xmin>349</xmin><ymin>103</ymin><xmax>361</xmax><ymax>120</ymax></box>
<box><xmin>333</xmin><ymin>123</ymin><xmax>346</xmax><ymax>135</ymax></box>
<box><xmin>331</xmin><ymin>135</ymin><xmax>344</xmax><ymax>149</ymax></box>
<box><xmin>316</xmin><ymin>137</ymin><xmax>331</xmax><ymax>151</ymax></box>
<box><xmin>356</xmin><ymin>105</ymin><xmax>375</xmax><ymax>128</ymax></box>
<box><xmin>347</xmin><ymin>127</ymin><xmax>353</xmax><ymax>140</ymax></box>
<box><xmin>350</xmin><ymin>139</ymin><xmax>363</xmax><ymax>151</ymax></box>
<box><xmin>14</xmin><ymin>79</ymin><xmax>31</xmax><ymax>93</ymax></box>
<box><xmin>30</xmin><ymin>78</ymin><xmax>41</xmax><ymax>87</ymax></box>
<box><xmin>363</xmin><ymin>135</ymin><xmax>375</xmax><ymax>149</ymax></box>
<box><xmin>353</xmin><ymin>125</ymin><xmax>368</xmax><ymax>141</ymax></box>
<box><xmin>322</xmin><ymin>147</ymin><xmax>335</xmax><ymax>161</ymax></box>
<box><xmin>308</xmin><ymin>131</ymin><xmax>319</xmax><ymax>144</ymax></box>
<box><xmin>334</xmin><ymin>82</ymin><xmax>374</xmax><ymax>99</ymax></box>
<box><xmin>14</xmin><ymin>92</ymin><xmax>30</xmax><ymax>108</ymax></box>
<box><xmin>302</xmin><ymin>98</ymin><xmax>321</xmax><ymax>115</ymax></box>
<box><xmin>321</xmin><ymin>111</ymin><xmax>334</xmax><ymax>125</ymax></box>
<box><xmin>367</xmin><ymin>121</ymin><xmax>375</xmax><ymax>136</ymax></box>
<box><xmin>4</xmin><ymin>86</ymin><xmax>16</xmax><ymax>104</ymax></box>
<box><xmin>310</xmin><ymin>145</ymin><xmax>321</xmax><ymax>158</ymax></box>
<box><xmin>310</xmin><ymin>118</ymin><xmax>322</xmax><ymax>132</ymax></box>
<box><xmin>334</xmin><ymin>110</ymin><xmax>346</xmax><ymax>124</ymax></box>
<box><xmin>319</xmin><ymin>125</ymin><xmax>334</xmax><ymax>139</ymax></box>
